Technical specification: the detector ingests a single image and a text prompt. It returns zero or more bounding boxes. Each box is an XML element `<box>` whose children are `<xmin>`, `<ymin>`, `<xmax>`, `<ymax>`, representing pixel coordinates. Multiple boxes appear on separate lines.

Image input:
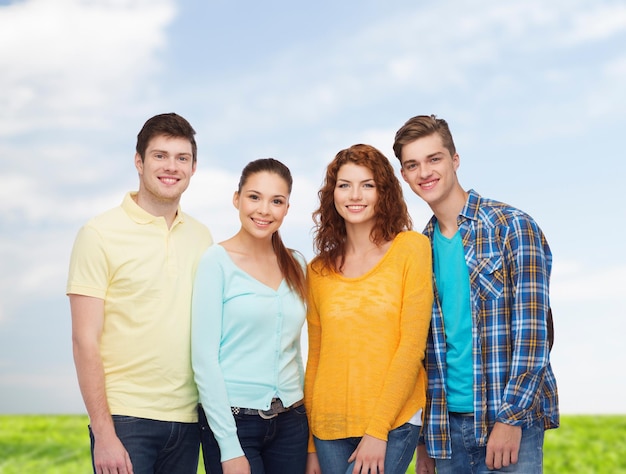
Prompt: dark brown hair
<box><xmin>312</xmin><ymin>144</ymin><xmax>412</xmax><ymax>274</ymax></box>
<box><xmin>238</xmin><ymin>158</ymin><xmax>306</xmax><ymax>301</ymax></box>
<box><xmin>136</xmin><ymin>113</ymin><xmax>198</xmax><ymax>163</ymax></box>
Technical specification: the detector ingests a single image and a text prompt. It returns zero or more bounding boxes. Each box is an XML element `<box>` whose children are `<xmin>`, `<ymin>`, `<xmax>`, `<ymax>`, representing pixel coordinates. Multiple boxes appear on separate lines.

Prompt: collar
<box><xmin>121</xmin><ymin>192</ymin><xmax>184</xmax><ymax>226</ymax></box>
<box><xmin>425</xmin><ymin>189</ymin><xmax>481</xmax><ymax>237</ymax></box>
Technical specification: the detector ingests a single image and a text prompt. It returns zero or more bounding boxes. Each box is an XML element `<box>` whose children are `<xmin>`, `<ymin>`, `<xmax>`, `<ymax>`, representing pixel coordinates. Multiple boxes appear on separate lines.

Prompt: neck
<box><xmin>134</xmin><ymin>192</ymin><xmax>180</xmax><ymax>228</ymax></box>
<box><xmin>430</xmin><ymin>185</ymin><xmax>468</xmax><ymax>237</ymax></box>
<box><xmin>229</xmin><ymin>229</ymin><xmax>275</xmax><ymax>256</ymax></box>
<box><xmin>344</xmin><ymin>223</ymin><xmax>379</xmax><ymax>255</ymax></box>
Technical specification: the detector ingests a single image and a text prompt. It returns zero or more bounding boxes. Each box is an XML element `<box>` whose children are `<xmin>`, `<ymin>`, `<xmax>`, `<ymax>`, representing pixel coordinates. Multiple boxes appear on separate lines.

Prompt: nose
<box><xmin>163</xmin><ymin>156</ymin><xmax>178</xmax><ymax>171</ymax></box>
<box><xmin>258</xmin><ymin>199</ymin><xmax>270</xmax><ymax>215</ymax></box>
<box><xmin>419</xmin><ymin>162</ymin><xmax>432</xmax><ymax>179</ymax></box>
<box><xmin>350</xmin><ymin>186</ymin><xmax>362</xmax><ymax>201</ymax></box>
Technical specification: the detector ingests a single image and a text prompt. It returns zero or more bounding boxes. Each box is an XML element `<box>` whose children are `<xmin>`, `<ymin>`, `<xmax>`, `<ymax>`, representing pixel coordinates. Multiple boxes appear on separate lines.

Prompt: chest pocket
<box><xmin>474</xmin><ymin>255</ymin><xmax>505</xmax><ymax>300</ymax></box>
<box><xmin>471</xmin><ymin>224</ymin><xmax>507</xmax><ymax>301</ymax></box>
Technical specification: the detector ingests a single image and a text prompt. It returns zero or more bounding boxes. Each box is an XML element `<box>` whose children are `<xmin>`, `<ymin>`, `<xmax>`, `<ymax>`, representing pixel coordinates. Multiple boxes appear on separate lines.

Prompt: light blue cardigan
<box><xmin>191</xmin><ymin>244</ymin><xmax>306</xmax><ymax>462</ymax></box>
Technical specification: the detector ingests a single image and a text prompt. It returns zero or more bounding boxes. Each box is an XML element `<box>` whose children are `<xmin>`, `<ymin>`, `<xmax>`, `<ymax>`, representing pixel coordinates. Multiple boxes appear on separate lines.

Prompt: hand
<box><xmin>348</xmin><ymin>434</ymin><xmax>386</xmax><ymax>473</ymax></box>
<box><xmin>306</xmin><ymin>452</ymin><xmax>322</xmax><ymax>474</ymax></box>
<box><xmin>93</xmin><ymin>432</ymin><xmax>133</xmax><ymax>474</ymax></box>
<box><xmin>415</xmin><ymin>444</ymin><xmax>435</xmax><ymax>474</ymax></box>
<box><xmin>222</xmin><ymin>455</ymin><xmax>251</xmax><ymax>474</ymax></box>
<box><xmin>485</xmin><ymin>422</ymin><xmax>522</xmax><ymax>470</ymax></box>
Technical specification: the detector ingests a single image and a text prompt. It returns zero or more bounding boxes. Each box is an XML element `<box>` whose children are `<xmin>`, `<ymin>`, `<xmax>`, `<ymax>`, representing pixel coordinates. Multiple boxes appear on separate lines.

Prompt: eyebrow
<box><xmin>337</xmin><ymin>178</ymin><xmax>375</xmax><ymax>183</ymax></box>
<box><xmin>150</xmin><ymin>149</ymin><xmax>192</xmax><ymax>156</ymax></box>
<box><xmin>403</xmin><ymin>152</ymin><xmax>444</xmax><ymax>163</ymax></box>
<box><xmin>246</xmin><ymin>189</ymin><xmax>287</xmax><ymax>199</ymax></box>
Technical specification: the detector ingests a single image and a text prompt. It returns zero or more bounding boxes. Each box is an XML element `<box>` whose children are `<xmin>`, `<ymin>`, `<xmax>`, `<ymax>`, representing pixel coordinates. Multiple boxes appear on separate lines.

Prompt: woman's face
<box><xmin>333</xmin><ymin>162</ymin><xmax>378</xmax><ymax>227</ymax></box>
<box><xmin>234</xmin><ymin>171</ymin><xmax>290</xmax><ymax>239</ymax></box>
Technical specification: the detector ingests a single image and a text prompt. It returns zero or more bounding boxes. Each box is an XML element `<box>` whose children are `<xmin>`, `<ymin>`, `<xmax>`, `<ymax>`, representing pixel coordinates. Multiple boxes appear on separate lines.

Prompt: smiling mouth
<box><xmin>347</xmin><ymin>205</ymin><xmax>366</xmax><ymax>211</ymax></box>
<box><xmin>252</xmin><ymin>218</ymin><xmax>272</xmax><ymax>226</ymax></box>
<box><xmin>420</xmin><ymin>179</ymin><xmax>437</xmax><ymax>190</ymax></box>
<box><xmin>159</xmin><ymin>177</ymin><xmax>179</xmax><ymax>185</ymax></box>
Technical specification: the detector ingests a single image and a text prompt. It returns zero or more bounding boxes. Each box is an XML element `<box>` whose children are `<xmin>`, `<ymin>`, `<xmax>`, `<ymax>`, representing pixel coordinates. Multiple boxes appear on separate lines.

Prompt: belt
<box><xmin>231</xmin><ymin>398</ymin><xmax>304</xmax><ymax>420</ymax></box>
<box><xmin>449</xmin><ymin>412</ymin><xmax>474</xmax><ymax>417</ymax></box>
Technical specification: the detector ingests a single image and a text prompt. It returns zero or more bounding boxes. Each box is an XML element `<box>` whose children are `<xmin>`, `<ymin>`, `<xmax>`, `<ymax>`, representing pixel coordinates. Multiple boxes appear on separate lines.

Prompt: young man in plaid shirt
<box><xmin>393</xmin><ymin>115</ymin><xmax>559</xmax><ymax>474</ymax></box>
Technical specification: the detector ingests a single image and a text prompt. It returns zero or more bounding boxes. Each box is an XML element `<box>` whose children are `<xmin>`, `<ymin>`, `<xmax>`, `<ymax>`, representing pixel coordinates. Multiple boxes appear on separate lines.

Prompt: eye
<box><xmin>364</xmin><ymin>182</ymin><xmax>375</xmax><ymax>188</ymax></box>
<box><xmin>337</xmin><ymin>183</ymin><xmax>349</xmax><ymax>189</ymax></box>
<box><xmin>272</xmin><ymin>199</ymin><xmax>285</xmax><ymax>205</ymax></box>
<box><xmin>248</xmin><ymin>194</ymin><xmax>260</xmax><ymax>201</ymax></box>
<box><xmin>431</xmin><ymin>156</ymin><xmax>441</xmax><ymax>163</ymax></box>
<box><xmin>155</xmin><ymin>153</ymin><xmax>165</xmax><ymax>160</ymax></box>
<box><xmin>178</xmin><ymin>155</ymin><xmax>190</xmax><ymax>162</ymax></box>
<box><xmin>404</xmin><ymin>162</ymin><xmax>417</xmax><ymax>171</ymax></box>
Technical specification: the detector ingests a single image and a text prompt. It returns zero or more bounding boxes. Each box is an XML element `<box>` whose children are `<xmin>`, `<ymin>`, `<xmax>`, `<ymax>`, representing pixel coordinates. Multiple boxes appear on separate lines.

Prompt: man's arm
<box><xmin>487</xmin><ymin>214</ymin><xmax>551</xmax><ymax>469</ymax></box>
<box><xmin>70</xmin><ymin>294</ymin><xmax>133</xmax><ymax>473</ymax></box>
<box><xmin>485</xmin><ymin>422</ymin><xmax>522</xmax><ymax>470</ymax></box>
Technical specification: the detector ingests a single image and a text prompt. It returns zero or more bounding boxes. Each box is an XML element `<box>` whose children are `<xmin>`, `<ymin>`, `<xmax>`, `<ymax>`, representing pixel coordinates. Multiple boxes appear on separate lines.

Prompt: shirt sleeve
<box><xmin>303</xmin><ymin>264</ymin><xmax>321</xmax><ymax>453</ymax></box>
<box><xmin>66</xmin><ymin>224</ymin><xmax>109</xmax><ymax>298</ymax></box>
<box><xmin>191</xmin><ymin>248</ymin><xmax>245</xmax><ymax>462</ymax></box>
<box><xmin>365</xmin><ymin>233</ymin><xmax>434</xmax><ymax>440</ymax></box>
<box><xmin>496</xmin><ymin>215</ymin><xmax>552</xmax><ymax>424</ymax></box>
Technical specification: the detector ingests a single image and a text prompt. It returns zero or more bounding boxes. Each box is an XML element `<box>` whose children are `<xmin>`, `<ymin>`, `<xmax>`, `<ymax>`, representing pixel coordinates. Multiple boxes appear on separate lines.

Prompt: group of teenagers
<box><xmin>67</xmin><ymin>112</ymin><xmax>559</xmax><ymax>474</ymax></box>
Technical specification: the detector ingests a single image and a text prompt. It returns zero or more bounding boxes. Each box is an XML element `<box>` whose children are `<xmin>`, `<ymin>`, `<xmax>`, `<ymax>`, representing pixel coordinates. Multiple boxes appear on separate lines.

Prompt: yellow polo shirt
<box><xmin>67</xmin><ymin>192</ymin><xmax>213</xmax><ymax>422</ymax></box>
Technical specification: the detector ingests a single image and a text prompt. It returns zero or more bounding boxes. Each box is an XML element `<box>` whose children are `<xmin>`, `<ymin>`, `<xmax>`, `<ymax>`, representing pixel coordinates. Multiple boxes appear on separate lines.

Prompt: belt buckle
<box><xmin>258</xmin><ymin>409</ymin><xmax>278</xmax><ymax>420</ymax></box>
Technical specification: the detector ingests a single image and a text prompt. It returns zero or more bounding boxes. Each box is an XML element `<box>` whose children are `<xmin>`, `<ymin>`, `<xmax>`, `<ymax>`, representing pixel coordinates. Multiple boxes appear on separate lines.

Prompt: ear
<box><xmin>191</xmin><ymin>160</ymin><xmax>197</xmax><ymax>176</ymax></box>
<box><xmin>285</xmin><ymin>202</ymin><xmax>290</xmax><ymax>216</ymax></box>
<box><xmin>400</xmin><ymin>167</ymin><xmax>408</xmax><ymax>182</ymax></box>
<box><xmin>452</xmin><ymin>153</ymin><xmax>460</xmax><ymax>172</ymax></box>
<box><xmin>232</xmin><ymin>191</ymin><xmax>240</xmax><ymax>209</ymax></box>
<box><xmin>134</xmin><ymin>153</ymin><xmax>144</xmax><ymax>174</ymax></box>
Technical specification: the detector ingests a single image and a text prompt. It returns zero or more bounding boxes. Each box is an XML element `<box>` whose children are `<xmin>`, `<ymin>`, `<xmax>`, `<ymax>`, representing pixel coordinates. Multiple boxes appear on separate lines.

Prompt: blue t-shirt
<box><xmin>433</xmin><ymin>222</ymin><xmax>473</xmax><ymax>413</ymax></box>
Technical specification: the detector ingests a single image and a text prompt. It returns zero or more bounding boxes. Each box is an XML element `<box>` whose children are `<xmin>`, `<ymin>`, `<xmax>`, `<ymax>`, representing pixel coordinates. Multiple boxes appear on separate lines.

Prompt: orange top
<box><xmin>304</xmin><ymin>231</ymin><xmax>433</xmax><ymax>451</ymax></box>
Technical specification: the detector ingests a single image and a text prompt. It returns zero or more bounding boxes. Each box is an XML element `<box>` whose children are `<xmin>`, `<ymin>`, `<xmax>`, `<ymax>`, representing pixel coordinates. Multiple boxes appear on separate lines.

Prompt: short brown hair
<box><xmin>136</xmin><ymin>113</ymin><xmax>197</xmax><ymax>163</ymax></box>
<box><xmin>393</xmin><ymin>114</ymin><xmax>456</xmax><ymax>162</ymax></box>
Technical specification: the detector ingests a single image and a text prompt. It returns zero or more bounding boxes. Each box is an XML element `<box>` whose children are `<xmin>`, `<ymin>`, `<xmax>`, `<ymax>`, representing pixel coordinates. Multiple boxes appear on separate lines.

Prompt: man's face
<box><xmin>135</xmin><ymin>135</ymin><xmax>196</xmax><ymax>204</ymax></box>
<box><xmin>400</xmin><ymin>133</ymin><xmax>459</xmax><ymax>208</ymax></box>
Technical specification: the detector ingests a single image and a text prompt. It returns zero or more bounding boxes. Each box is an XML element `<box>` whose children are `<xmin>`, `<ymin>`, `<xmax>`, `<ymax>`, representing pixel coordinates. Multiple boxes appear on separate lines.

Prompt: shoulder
<box><xmin>473</xmin><ymin>196</ymin><xmax>549</xmax><ymax>254</ymax></box>
<box><xmin>197</xmin><ymin>244</ymin><xmax>231</xmax><ymax>270</ymax></box>
<box><xmin>73</xmin><ymin>205</ymin><xmax>126</xmax><ymax>244</ymax></box>
<box><xmin>307</xmin><ymin>257</ymin><xmax>332</xmax><ymax>280</ymax></box>
<box><xmin>393</xmin><ymin>230</ymin><xmax>431</xmax><ymax>250</ymax></box>
<box><xmin>180</xmin><ymin>212</ymin><xmax>212</xmax><ymax>235</ymax></box>
<box><xmin>290</xmin><ymin>249</ymin><xmax>308</xmax><ymax>270</ymax></box>
<box><xmin>476</xmin><ymin>195</ymin><xmax>540</xmax><ymax>231</ymax></box>
<box><xmin>86</xmin><ymin>204</ymin><xmax>126</xmax><ymax>228</ymax></box>
<box><xmin>200</xmin><ymin>243</ymin><xmax>226</xmax><ymax>260</ymax></box>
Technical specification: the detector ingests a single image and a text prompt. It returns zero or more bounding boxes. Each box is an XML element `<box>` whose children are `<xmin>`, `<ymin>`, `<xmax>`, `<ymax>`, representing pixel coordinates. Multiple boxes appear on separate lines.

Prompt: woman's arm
<box><xmin>191</xmin><ymin>249</ymin><xmax>245</xmax><ymax>462</ymax></box>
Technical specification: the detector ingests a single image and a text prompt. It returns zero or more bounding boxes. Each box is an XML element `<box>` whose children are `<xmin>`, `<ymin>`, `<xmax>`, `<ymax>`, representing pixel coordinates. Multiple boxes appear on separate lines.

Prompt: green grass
<box><xmin>1</xmin><ymin>415</ymin><xmax>624</xmax><ymax>473</ymax></box>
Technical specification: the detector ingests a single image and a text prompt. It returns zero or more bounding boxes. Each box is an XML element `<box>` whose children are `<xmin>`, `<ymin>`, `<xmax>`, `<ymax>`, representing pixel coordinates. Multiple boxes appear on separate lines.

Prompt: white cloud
<box><xmin>559</xmin><ymin>2</ymin><xmax>626</xmax><ymax>45</ymax></box>
<box><xmin>0</xmin><ymin>0</ymin><xmax>175</xmax><ymax>135</ymax></box>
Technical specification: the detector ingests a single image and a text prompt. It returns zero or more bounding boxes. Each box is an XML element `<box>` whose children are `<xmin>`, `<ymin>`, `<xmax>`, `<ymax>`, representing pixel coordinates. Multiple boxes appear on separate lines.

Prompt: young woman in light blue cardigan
<box><xmin>192</xmin><ymin>158</ymin><xmax>308</xmax><ymax>474</ymax></box>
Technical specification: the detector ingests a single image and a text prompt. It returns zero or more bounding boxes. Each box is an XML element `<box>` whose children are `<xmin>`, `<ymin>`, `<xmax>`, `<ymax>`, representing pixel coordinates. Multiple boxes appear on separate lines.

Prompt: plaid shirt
<box><xmin>422</xmin><ymin>189</ymin><xmax>559</xmax><ymax>459</ymax></box>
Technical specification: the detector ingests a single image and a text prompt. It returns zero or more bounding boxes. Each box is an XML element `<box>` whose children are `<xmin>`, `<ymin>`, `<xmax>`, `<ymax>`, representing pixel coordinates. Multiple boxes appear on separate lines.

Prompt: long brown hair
<box><xmin>312</xmin><ymin>144</ymin><xmax>412</xmax><ymax>274</ymax></box>
<box><xmin>238</xmin><ymin>158</ymin><xmax>306</xmax><ymax>301</ymax></box>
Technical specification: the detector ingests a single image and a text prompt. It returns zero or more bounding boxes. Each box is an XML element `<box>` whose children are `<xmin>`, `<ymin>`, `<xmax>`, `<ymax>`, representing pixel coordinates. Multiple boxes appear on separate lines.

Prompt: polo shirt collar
<box><xmin>122</xmin><ymin>191</ymin><xmax>184</xmax><ymax>226</ymax></box>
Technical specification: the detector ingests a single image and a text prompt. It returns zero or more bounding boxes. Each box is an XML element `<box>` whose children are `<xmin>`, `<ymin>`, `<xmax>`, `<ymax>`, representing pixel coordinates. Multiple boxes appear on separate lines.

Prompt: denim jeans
<box><xmin>198</xmin><ymin>403</ymin><xmax>309</xmax><ymax>473</ymax></box>
<box><xmin>435</xmin><ymin>414</ymin><xmax>544</xmax><ymax>474</ymax></box>
<box><xmin>313</xmin><ymin>422</ymin><xmax>420</xmax><ymax>474</ymax></box>
<box><xmin>88</xmin><ymin>415</ymin><xmax>200</xmax><ymax>474</ymax></box>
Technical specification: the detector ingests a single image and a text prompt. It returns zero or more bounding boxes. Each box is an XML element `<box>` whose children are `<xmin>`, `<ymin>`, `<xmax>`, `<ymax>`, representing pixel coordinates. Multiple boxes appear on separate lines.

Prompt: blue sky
<box><xmin>1</xmin><ymin>0</ymin><xmax>625</xmax><ymax>414</ymax></box>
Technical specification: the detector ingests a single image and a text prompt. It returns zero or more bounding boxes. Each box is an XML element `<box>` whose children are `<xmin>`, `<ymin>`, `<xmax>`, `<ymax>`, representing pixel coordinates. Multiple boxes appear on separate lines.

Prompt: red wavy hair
<box><xmin>311</xmin><ymin>144</ymin><xmax>412</xmax><ymax>274</ymax></box>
